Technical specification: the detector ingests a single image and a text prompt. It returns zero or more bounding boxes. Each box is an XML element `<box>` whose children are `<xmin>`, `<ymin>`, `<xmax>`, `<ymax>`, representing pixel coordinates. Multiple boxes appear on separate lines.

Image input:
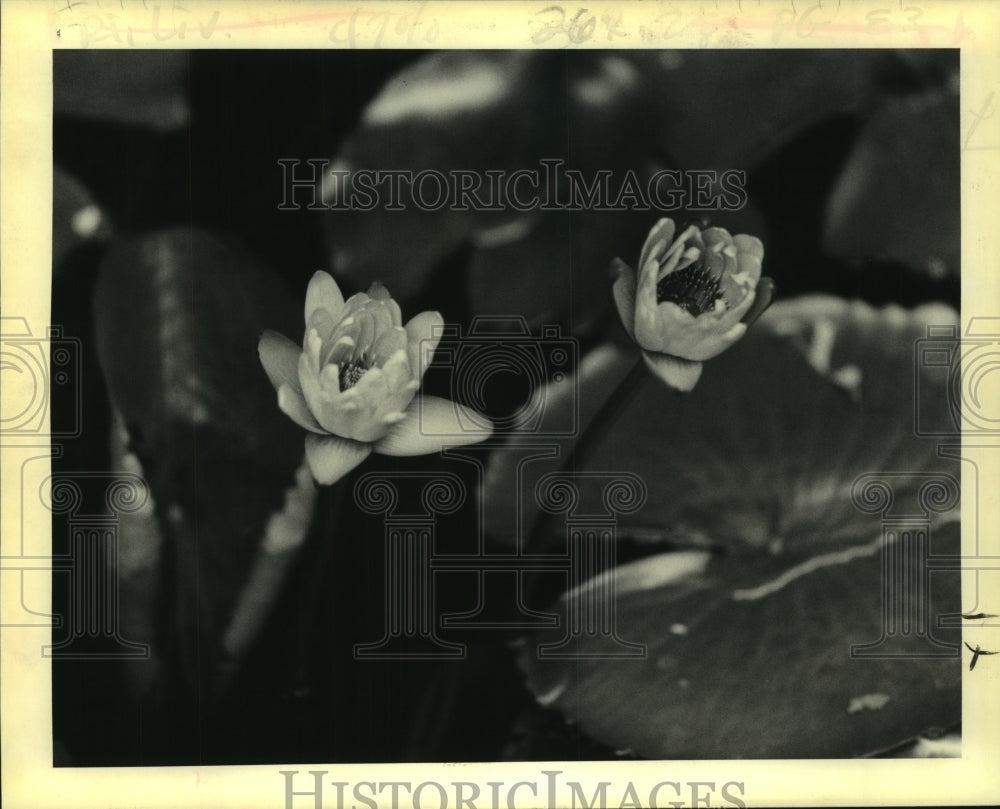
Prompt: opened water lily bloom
<box><xmin>259</xmin><ymin>271</ymin><xmax>491</xmax><ymax>483</ymax></box>
<box><xmin>612</xmin><ymin>218</ymin><xmax>775</xmax><ymax>391</ymax></box>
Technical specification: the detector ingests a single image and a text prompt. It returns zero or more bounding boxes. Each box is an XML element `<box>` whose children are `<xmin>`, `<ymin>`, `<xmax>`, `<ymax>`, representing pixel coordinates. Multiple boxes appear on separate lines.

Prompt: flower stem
<box><xmin>526</xmin><ymin>354</ymin><xmax>647</xmax><ymax>549</ymax></box>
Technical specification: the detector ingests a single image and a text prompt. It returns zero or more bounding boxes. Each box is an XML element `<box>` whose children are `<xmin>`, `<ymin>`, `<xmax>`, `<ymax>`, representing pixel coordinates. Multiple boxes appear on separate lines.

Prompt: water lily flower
<box><xmin>259</xmin><ymin>271</ymin><xmax>491</xmax><ymax>484</ymax></box>
<box><xmin>612</xmin><ymin>218</ymin><xmax>775</xmax><ymax>391</ymax></box>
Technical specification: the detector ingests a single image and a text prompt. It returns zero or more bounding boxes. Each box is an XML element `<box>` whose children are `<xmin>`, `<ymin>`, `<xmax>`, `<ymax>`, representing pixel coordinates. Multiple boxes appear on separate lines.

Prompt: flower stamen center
<box><xmin>339</xmin><ymin>359</ymin><xmax>369</xmax><ymax>390</ymax></box>
<box><xmin>656</xmin><ymin>261</ymin><xmax>725</xmax><ymax>316</ymax></box>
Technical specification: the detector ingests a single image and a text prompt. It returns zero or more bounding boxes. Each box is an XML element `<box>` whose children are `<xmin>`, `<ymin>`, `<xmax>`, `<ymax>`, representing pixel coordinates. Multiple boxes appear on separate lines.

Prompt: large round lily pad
<box><xmin>485</xmin><ymin>296</ymin><xmax>962</xmax><ymax>757</ymax></box>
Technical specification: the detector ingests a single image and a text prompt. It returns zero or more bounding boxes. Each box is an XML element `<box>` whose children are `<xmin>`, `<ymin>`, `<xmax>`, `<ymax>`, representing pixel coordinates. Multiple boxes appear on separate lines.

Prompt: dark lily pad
<box><xmin>93</xmin><ymin>228</ymin><xmax>308</xmax><ymax>693</ymax></box>
<box><xmin>323</xmin><ymin>51</ymin><xmax>657</xmax><ymax>320</ymax></box>
<box><xmin>484</xmin><ymin>296</ymin><xmax>961</xmax><ymax>757</ymax></box>
<box><xmin>520</xmin><ymin>522</ymin><xmax>960</xmax><ymax>758</ymax></box>
<box><xmin>54</xmin><ymin>50</ymin><xmax>189</xmax><ymax>131</ymax></box>
<box><xmin>324</xmin><ymin>51</ymin><xmax>549</xmax><ymax>301</ymax></box>
<box><xmin>321</xmin><ymin>49</ymin><xmax>941</xmax><ymax>322</ymax></box>
<box><xmin>466</xmin><ymin>209</ymin><xmax>650</xmax><ymax>325</ymax></box>
<box><xmin>639</xmin><ymin>50</ymin><xmax>885</xmax><ymax>169</ymax></box>
<box><xmin>485</xmin><ymin>297</ymin><xmax>959</xmax><ymax>552</ymax></box>
<box><xmin>53</xmin><ymin>167</ymin><xmax>112</xmax><ymax>272</ymax></box>
<box><xmin>823</xmin><ymin>90</ymin><xmax>960</xmax><ymax>278</ymax></box>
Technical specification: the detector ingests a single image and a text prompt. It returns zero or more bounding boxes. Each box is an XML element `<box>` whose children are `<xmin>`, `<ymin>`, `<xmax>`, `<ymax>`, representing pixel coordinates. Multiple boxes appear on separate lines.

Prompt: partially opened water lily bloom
<box><xmin>259</xmin><ymin>271</ymin><xmax>491</xmax><ymax>484</ymax></box>
<box><xmin>612</xmin><ymin>218</ymin><xmax>775</xmax><ymax>391</ymax></box>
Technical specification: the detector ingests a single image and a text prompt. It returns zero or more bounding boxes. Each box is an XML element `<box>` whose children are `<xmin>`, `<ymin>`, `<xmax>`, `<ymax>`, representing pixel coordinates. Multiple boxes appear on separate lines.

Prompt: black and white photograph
<box><xmin>3</xmin><ymin>1</ymin><xmax>999</xmax><ymax>807</ymax></box>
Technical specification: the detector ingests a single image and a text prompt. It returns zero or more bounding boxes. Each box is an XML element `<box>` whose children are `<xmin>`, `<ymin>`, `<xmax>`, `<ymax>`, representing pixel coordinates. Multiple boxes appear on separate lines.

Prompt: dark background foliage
<box><xmin>51</xmin><ymin>49</ymin><xmax>958</xmax><ymax>765</ymax></box>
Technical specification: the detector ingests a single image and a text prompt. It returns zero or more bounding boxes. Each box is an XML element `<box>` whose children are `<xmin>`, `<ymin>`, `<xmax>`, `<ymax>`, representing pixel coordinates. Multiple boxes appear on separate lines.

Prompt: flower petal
<box><xmin>373</xmin><ymin>395</ymin><xmax>493</xmax><ymax>456</ymax></box>
<box><xmin>733</xmin><ymin>234</ymin><xmax>764</xmax><ymax>287</ymax></box>
<box><xmin>371</xmin><ymin>326</ymin><xmax>408</xmax><ymax>367</ymax></box>
<box><xmin>278</xmin><ymin>384</ymin><xmax>326</xmax><ymax>433</ymax></box>
<box><xmin>637</xmin><ymin>217</ymin><xmax>676</xmax><ymax>275</ymax></box>
<box><xmin>376</xmin><ymin>349</ymin><xmax>419</xmax><ymax>413</ymax></box>
<box><xmin>351</xmin><ymin>366</ymin><xmax>391</xmax><ymax>415</ymax></box>
<box><xmin>341</xmin><ymin>291</ymin><xmax>371</xmax><ymax>321</ymax></box>
<box><xmin>634</xmin><ymin>253</ymin><xmax>672</xmax><ymax>352</ymax></box>
<box><xmin>301</xmin><ymin>360</ymin><xmax>398</xmax><ymax>443</ymax></box>
<box><xmin>306</xmin><ymin>306</ymin><xmax>339</xmax><ymax>341</ymax></box>
<box><xmin>305</xmin><ymin>271</ymin><xmax>345</xmax><ymax>326</ymax></box>
<box><xmin>298</xmin><ymin>351</ymin><xmax>350</xmax><ymax>435</ymax></box>
<box><xmin>324</xmin><ymin>335</ymin><xmax>357</xmax><ymax>368</ymax></box>
<box><xmin>387</xmin><ymin>298</ymin><xmax>403</xmax><ymax>327</ymax></box>
<box><xmin>304</xmin><ymin>328</ymin><xmax>325</xmax><ymax>374</ymax></box>
<box><xmin>701</xmin><ymin>227</ymin><xmax>734</xmax><ymax>253</ymax></box>
<box><xmin>304</xmin><ymin>433</ymin><xmax>372</xmax><ymax>484</ymax></box>
<box><xmin>654</xmin><ymin>302</ymin><xmax>751</xmax><ymax>361</ymax></box>
<box><xmin>369</xmin><ymin>298</ymin><xmax>396</xmax><ymax>338</ymax></box>
<box><xmin>405</xmin><ymin>310</ymin><xmax>445</xmax><ymax>378</ymax></box>
<box><xmin>641</xmin><ymin>350</ymin><xmax>703</xmax><ymax>392</ymax></box>
<box><xmin>741</xmin><ymin>277</ymin><xmax>776</xmax><ymax>327</ymax></box>
<box><xmin>355</xmin><ymin>309</ymin><xmax>377</xmax><ymax>354</ymax></box>
<box><xmin>611</xmin><ymin>259</ymin><xmax>637</xmax><ymax>340</ymax></box>
<box><xmin>259</xmin><ymin>330</ymin><xmax>303</xmax><ymax>392</ymax></box>
<box><xmin>367</xmin><ymin>281</ymin><xmax>391</xmax><ymax>300</ymax></box>
<box><xmin>658</xmin><ymin>224</ymin><xmax>701</xmax><ymax>280</ymax></box>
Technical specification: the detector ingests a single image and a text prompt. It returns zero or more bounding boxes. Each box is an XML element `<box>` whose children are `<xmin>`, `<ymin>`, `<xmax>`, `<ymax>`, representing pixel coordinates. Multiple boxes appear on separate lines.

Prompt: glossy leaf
<box><xmin>520</xmin><ymin>522</ymin><xmax>960</xmax><ymax>758</ymax></box>
<box><xmin>823</xmin><ymin>92</ymin><xmax>960</xmax><ymax>277</ymax></box>
<box><xmin>491</xmin><ymin>297</ymin><xmax>961</xmax><ymax>757</ymax></box>
<box><xmin>639</xmin><ymin>50</ymin><xmax>885</xmax><ymax>169</ymax></box>
<box><xmin>321</xmin><ymin>49</ymin><xmax>936</xmax><ymax>322</ymax></box>
<box><xmin>485</xmin><ymin>297</ymin><xmax>959</xmax><ymax>551</ymax></box>
<box><xmin>93</xmin><ymin>228</ymin><xmax>308</xmax><ymax>692</ymax></box>
<box><xmin>53</xmin><ymin>167</ymin><xmax>112</xmax><ymax>271</ymax></box>
<box><xmin>54</xmin><ymin>50</ymin><xmax>189</xmax><ymax>131</ymax></box>
<box><xmin>324</xmin><ymin>51</ymin><xmax>656</xmax><ymax>319</ymax></box>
